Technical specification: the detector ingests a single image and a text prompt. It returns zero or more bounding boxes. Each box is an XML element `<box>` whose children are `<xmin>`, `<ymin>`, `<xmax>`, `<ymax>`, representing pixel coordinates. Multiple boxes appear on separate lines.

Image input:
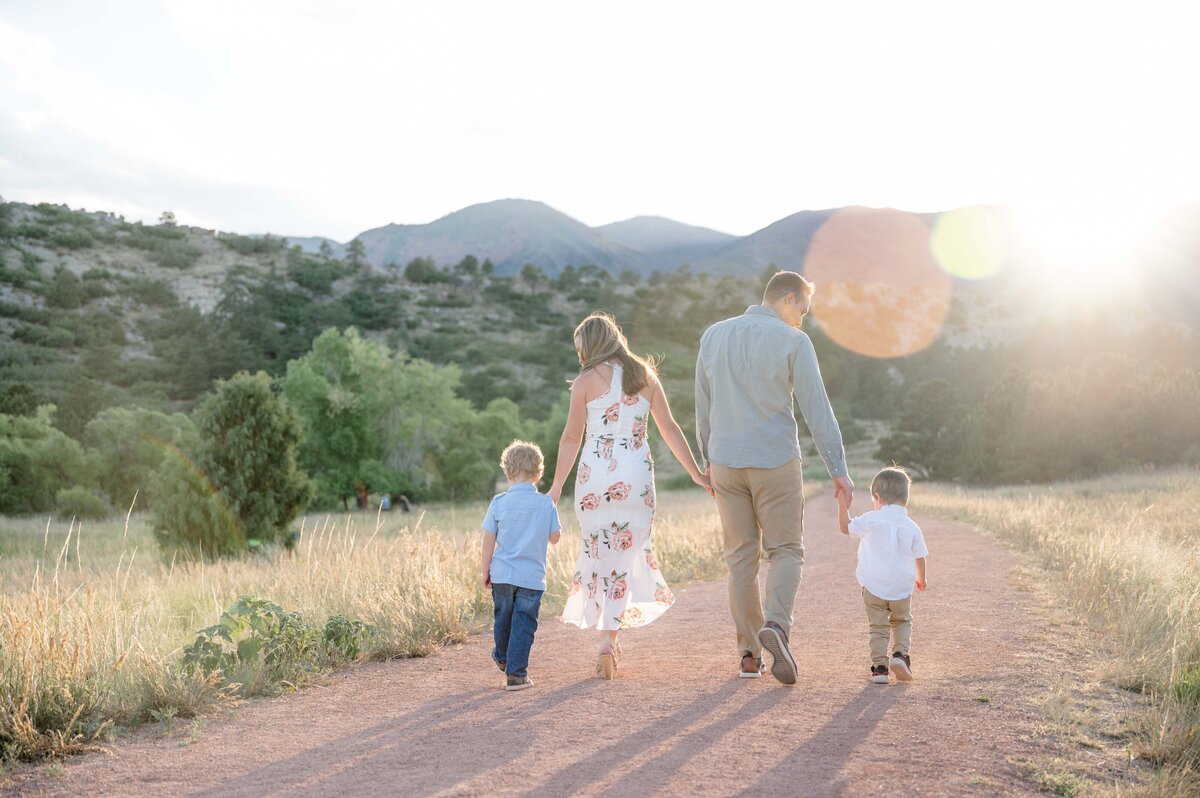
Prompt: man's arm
<box><xmin>694</xmin><ymin>344</ymin><xmax>712</xmax><ymax>469</ymax></box>
<box><xmin>791</xmin><ymin>334</ymin><xmax>852</xmax><ymax>499</ymax></box>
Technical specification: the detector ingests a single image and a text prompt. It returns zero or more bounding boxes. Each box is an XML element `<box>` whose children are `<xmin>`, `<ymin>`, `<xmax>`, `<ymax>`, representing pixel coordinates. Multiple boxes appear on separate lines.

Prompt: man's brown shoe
<box><xmin>739</xmin><ymin>654</ymin><xmax>765</xmax><ymax>678</ymax></box>
<box><xmin>757</xmin><ymin>622</ymin><xmax>798</xmax><ymax>685</ymax></box>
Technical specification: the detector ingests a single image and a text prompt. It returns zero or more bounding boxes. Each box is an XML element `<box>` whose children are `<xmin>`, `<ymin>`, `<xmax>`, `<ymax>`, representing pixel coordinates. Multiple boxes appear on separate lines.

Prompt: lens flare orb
<box><xmin>930</xmin><ymin>206</ymin><xmax>1007</xmax><ymax>280</ymax></box>
<box><xmin>804</xmin><ymin>207</ymin><xmax>952</xmax><ymax>359</ymax></box>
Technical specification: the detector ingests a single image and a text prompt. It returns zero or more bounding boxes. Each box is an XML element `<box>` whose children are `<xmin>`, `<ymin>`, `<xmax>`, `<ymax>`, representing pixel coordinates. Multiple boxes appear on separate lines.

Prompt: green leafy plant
<box><xmin>180</xmin><ymin>596</ymin><xmax>320</xmax><ymax>681</ymax></box>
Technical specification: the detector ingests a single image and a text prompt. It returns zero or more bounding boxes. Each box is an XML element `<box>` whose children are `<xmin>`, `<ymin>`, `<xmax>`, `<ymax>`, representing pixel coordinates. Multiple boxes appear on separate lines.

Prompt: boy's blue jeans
<box><xmin>491</xmin><ymin>583</ymin><xmax>543</xmax><ymax>678</ymax></box>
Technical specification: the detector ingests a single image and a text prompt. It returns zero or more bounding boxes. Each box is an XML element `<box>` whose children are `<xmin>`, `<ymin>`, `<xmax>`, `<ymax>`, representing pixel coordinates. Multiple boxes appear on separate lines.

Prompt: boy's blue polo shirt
<box><xmin>483</xmin><ymin>482</ymin><xmax>561</xmax><ymax>591</ymax></box>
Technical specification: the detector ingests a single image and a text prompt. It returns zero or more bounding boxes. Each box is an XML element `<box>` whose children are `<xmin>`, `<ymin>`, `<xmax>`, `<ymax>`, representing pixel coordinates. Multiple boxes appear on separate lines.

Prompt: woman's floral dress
<box><xmin>562</xmin><ymin>363</ymin><xmax>674</xmax><ymax>630</ymax></box>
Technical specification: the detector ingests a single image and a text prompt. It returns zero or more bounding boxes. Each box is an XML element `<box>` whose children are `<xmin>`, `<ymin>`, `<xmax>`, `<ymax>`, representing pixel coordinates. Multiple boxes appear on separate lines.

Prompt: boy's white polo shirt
<box><xmin>848</xmin><ymin>504</ymin><xmax>928</xmax><ymax>601</ymax></box>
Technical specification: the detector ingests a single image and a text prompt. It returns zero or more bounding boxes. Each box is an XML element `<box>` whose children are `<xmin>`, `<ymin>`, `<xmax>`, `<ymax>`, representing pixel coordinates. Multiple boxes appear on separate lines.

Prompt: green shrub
<box><xmin>123</xmin><ymin>277</ymin><xmax>178</xmax><ymax>307</ymax></box>
<box><xmin>179</xmin><ymin>597</ymin><xmax>376</xmax><ymax>694</ymax></box>
<box><xmin>49</xmin><ymin>229</ymin><xmax>94</xmax><ymax>250</ymax></box>
<box><xmin>84</xmin><ymin>406</ymin><xmax>197</xmax><ymax>511</ymax></box>
<box><xmin>217</xmin><ymin>232</ymin><xmax>286</xmax><ymax>255</ymax></box>
<box><xmin>0</xmin><ymin>409</ymin><xmax>94</xmax><ymax>514</ymax></box>
<box><xmin>55</xmin><ymin>486</ymin><xmax>110</xmax><ymax>520</ymax></box>
<box><xmin>152</xmin><ymin>372</ymin><xmax>313</xmax><ymax>558</ymax></box>
<box><xmin>43</xmin><ymin>266</ymin><xmax>83</xmax><ymax>309</ymax></box>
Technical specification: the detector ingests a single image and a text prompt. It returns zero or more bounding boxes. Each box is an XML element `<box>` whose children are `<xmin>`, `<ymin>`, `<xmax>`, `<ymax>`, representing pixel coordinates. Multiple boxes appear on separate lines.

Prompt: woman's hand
<box><xmin>547</xmin><ymin>484</ymin><xmax>563</xmax><ymax>504</ymax></box>
<box><xmin>693</xmin><ymin>471</ymin><xmax>714</xmax><ymax>497</ymax></box>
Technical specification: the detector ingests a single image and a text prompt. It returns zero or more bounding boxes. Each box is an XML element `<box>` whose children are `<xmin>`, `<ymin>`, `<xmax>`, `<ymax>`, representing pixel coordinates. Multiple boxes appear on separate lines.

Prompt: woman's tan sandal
<box><xmin>597</xmin><ymin>652</ymin><xmax>617</xmax><ymax>680</ymax></box>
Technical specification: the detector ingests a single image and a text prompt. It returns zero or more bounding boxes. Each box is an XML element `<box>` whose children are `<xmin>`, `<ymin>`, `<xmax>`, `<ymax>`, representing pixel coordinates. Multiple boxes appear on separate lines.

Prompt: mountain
<box><xmin>692</xmin><ymin>209</ymin><xmax>835</xmax><ymax>274</ymax></box>
<box><xmin>355</xmin><ymin>199</ymin><xmax>640</xmax><ymax>276</ymax></box>
<box><xmin>596</xmin><ymin>216</ymin><xmax>735</xmax><ymax>252</ymax></box>
<box><xmin>596</xmin><ymin>215</ymin><xmax>737</xmax><ymax>272</ymax></box>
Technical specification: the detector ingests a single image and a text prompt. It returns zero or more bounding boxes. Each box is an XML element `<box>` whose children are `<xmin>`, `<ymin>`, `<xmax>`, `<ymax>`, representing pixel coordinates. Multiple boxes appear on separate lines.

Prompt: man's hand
<box><xmin>832</xmin><ymin>474</ymin><xmax>854</xmax><ymax>507</ymax></box>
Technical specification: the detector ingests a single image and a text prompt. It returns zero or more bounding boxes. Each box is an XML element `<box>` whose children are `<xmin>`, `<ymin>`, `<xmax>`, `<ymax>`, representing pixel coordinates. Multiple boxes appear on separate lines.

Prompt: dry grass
<box><xmin>0</xmin><ymin>487</ymin><xmax>725</xmax><ymax>764</ymax></box>
<box><xmin>918</xmin><ymin>469</ymin><xmax>1200</xmax><ymax>796</ymax></box>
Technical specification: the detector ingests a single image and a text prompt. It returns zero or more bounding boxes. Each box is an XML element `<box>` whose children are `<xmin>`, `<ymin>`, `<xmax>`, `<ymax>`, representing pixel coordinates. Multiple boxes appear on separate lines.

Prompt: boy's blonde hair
<box><xmin>871</xmin><ymin>466</ymin><xmax>911</xmax><ymax>506</ymax></box>
<box><xmin>500</xmin><ymin>440</ymin><xmax>544</xmax><ymax>481</ymax></box>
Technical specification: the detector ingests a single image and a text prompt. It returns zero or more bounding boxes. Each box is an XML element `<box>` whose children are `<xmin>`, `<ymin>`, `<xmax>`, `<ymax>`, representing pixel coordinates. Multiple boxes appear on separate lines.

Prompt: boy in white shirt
<box><xmin>837</xmin><ymin>466</ymin><xmax>928</xmax><ymax>684</ymax></box>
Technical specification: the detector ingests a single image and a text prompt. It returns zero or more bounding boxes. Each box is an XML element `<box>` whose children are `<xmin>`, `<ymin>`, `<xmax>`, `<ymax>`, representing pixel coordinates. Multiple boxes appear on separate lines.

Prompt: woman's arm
<box><xmin>547</xmin><ymin>377</ymin><xmax>591</xmax><ymax>504</ymax></box>
<box><xmin>648</xmin><ymin>376</ymin><xmax>712</xmax><ymax>495</ymax></box>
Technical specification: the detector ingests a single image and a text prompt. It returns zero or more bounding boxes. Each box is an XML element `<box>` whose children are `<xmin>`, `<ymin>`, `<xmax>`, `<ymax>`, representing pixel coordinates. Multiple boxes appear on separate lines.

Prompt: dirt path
<box><xmin>12</xmin><ymin>495</ymin><xmax>1063</xmax><ymax>796</ymax></box>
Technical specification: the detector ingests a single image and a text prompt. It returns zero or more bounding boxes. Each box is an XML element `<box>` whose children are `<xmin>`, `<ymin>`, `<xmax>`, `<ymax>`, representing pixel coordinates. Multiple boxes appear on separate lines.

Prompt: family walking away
<box><xmin>480</xmin><ymin>270</ymin><xmax>932</xmax><ymax>691</ymax></box>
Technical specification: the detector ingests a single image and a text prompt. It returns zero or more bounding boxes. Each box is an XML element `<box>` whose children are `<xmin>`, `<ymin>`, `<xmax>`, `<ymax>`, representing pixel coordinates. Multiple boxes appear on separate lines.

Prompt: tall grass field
<box><xmin>0</xmin><ymin>489</ymin><xmax>725</xmax><ymax>764</ymax></box>
<box><xmin>920</xmin><ymin>469</ymin><xmax>1200</xmax><ymax>795</ymax></box>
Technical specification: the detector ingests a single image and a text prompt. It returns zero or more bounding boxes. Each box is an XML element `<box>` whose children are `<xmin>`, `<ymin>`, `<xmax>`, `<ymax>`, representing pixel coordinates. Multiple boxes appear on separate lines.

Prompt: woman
<box><xmin>548</xmin><ymin>312</ymin><xmax>711</xmax><ymax>679</ymax></box>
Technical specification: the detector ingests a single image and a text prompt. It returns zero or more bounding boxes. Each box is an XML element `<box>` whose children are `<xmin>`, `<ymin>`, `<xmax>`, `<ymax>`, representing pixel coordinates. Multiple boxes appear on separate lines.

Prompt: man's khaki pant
<box><xmin>863</xmin><ymin>587</ymin><xmax>912</xmax><ymax>667</ymax></box>
<box><xmin>710</xmin><ymin>459</ymin><xmax>805</xmax><ymax>657</ymax></box>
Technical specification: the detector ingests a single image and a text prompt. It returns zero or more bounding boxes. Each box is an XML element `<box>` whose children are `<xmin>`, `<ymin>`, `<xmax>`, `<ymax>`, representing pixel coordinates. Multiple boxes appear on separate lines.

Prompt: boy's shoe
<box><xmin>890</xmin><ymin>651</ymin><xmax>913</xmax><ymax>682</ymax></box>
<box><xmin>491</xmin><ymin>653</ymin><xmax>506</xmax><ymax>673</ymax></box>
<box><xmin>870</xmin><ymin>665</ymin><xmax>890</xmax><ymax>684</ymax></box>
<box><xmin>757</xmin><ymin>622</ymin><xmax>798</xmax><ymax>685</ymax></box>
<box><xmin>739</xmin><ymin>655</ymin><xmax>765</xmax><ymax>678</ymax></box>
<box><xmin>505</xmin><ymin>675</ymin><xmax>533</xmax><ymax>691</ymax></box>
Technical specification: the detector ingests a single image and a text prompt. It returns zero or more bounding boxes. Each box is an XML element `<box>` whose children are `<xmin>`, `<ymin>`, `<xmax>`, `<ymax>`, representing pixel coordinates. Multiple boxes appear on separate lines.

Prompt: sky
<box><xmin>2</xmin><ymin>1</ymin><xmax>1199</xmax><ymax>241</ymax></box>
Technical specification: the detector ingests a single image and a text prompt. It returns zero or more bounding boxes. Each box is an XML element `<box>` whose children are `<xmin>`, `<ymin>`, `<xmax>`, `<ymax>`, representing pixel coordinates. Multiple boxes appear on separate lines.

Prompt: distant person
<box><xmin>548</xmin><ymin>312</ymin><xmax>712</xmax><ymax>679</ymax></box>
<box><xmin>379</xmin><ymin>494</ymin><xmax>391</xmax><ymax>511</ymax></box>
<box><xmin>396</xmin><ymin>494</ymin><xmax>412</xmax><ymax>513</ymax></box>
<box><xmin>355</xmin><ymin>482</ymin><xmax>369</xmax><ymax>510</ymax></box>
<box><xmin>481</xmin><ymin>440</ymin><xmax>562</xmax><ymax>691</ymax></box>
<box><xmin>837</xmin><ymin>466</ymin><xmax>928</xmax><ymax>684</ymax></box>
<box><xmin>695</xmin><ymin>270</ymin><xmax>853</xmax><ymax>683</ymax></box>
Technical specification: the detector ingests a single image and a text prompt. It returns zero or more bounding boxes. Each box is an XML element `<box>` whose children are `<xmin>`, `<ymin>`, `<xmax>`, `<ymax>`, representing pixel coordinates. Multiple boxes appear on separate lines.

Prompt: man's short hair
<box><xmin>500</xmin><ymin>440</ymin><xmax>544</xmax><ymax>480</ymax></box>
<box><xmin>871</xmin><ymin>466</ymin><xmax>911</xmax><ymax>506</ymax></box>
<box><xmin>763</xmin><ymin>271</ymin><xmax>815</xmax><ymax>303</ymax></box>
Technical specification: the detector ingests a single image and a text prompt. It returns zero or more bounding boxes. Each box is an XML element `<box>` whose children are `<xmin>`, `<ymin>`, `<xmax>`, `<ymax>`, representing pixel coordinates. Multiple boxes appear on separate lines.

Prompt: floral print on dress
<box><xmin>645</xmin><ymin>548</ymin><xmax>659</xmax><ymax>570</ymax></box>
<box><xmin>616</xmin><ymin>607</ymin><xmax>644</xmax><ymax>628</ymax></box>
<box><xmin>604</xmin><ymin>522</ymin><xmax>633</xmax><ymax>552</ymax></box>
<box><xmin>568</xmin><ymin>571</ymin><xmax>582</xmax><ymax>595</ymax></box>
<box><xmin>604</xmin><ymin>481</ymin><xmax>631</xmax><ymax>503</ymax></box>
<box><xmin>604</xmin><ymin>570</ymin><xmax>628</xmax><ymax>600</ymax></box>
<box><xmin>562</xmin><ymin>362</ymin><xmax>672</xmax><ymax>632</ymax></box>
<box><xmin>654</xmin><ymin>583</ymin><xmax>674</xmax><ymax>606</ymax></box>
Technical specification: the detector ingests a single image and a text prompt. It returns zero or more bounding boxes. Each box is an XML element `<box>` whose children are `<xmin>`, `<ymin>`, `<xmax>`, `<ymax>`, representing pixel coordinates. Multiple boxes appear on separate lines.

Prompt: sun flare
<box><xmin>1011</xmin><ymin>201</ymin><xmax>1170</xmax><ymax>304</ymax></box>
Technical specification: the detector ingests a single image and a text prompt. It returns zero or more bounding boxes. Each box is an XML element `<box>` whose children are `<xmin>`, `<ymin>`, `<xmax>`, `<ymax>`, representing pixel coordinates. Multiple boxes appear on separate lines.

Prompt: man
<box><xmin>695</xmin><ymin>270</ymin><xmax>854</xmax><ymax>684</ymax></box>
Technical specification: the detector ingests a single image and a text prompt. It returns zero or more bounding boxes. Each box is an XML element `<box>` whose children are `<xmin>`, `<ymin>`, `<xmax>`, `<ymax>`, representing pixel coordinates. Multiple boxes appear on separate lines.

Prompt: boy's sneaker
<box><xmin>505</xmin><ymin>675</ymin><xmax>533</xmax><ymax>691</ymax></box>
<box><xmin>757</xmin><ymin>622</ymin><xmax>798</xmax><ymax>685</ymax></box>
<box><xmin>870</xmin><ymin>665</ymin><xmax>890</xmax><ymax>684</ymax></box>
<box><xmin>739</xmin><ymin>655</ymin><xmax>765</xmax><ymax>678</ymax></box>
<box><xmin>890</xmin><ymin>651</ymin><xmax>913</xmax><ymax>682</ymax></box>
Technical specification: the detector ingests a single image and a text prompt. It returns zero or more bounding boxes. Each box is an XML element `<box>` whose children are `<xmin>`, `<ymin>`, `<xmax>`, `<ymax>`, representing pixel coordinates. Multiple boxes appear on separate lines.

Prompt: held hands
<box><xmin>693</xmin><ymin>471</ymin><xmax>714</xmax><ymax>497</ymax></box>
<box><xmin>547</xmin><ymin>484</ymin><xmax>562</xmax><ymax>504</ymax></box>
<box><xmin>832</xmin><ymin>475</ymin><xmax>855</xmax><ymax>507</ymax></box>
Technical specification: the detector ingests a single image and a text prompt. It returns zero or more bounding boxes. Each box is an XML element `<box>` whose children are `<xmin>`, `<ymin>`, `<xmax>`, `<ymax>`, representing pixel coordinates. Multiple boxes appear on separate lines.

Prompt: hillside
<box><xmin>0</xmin><ymin>199</ymin><xmax>772</xmax><ymax>438</ymax></box>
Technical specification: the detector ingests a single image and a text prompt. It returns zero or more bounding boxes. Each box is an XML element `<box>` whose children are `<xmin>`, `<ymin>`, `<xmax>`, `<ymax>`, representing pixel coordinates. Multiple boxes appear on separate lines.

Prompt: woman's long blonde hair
<box><xmin>574</xmin><ymin>312</ymin><xmax>658</xmax><ymax>398</ymax></box>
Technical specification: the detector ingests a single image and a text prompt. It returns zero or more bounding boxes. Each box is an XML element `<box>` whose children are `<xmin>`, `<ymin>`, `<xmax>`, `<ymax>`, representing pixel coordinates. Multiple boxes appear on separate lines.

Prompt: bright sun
<box><xmin>1011</xmin><ymin>201</ymin><xmax>1170</xmax><ymax>305</ymax></box>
